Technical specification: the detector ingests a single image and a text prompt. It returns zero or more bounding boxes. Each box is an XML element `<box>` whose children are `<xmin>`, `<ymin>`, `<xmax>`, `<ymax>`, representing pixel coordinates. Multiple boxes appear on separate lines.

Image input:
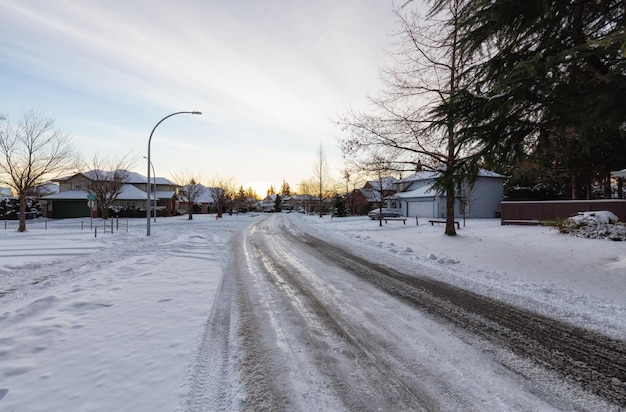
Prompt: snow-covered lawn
<box><xmin>308</xmin><ymin>214</ymin><xmax>626</xmax><ymax>340</ymax></box>
<box><xmin>0</xmin><ymin>214</ymin><xmax>624</xmax><ymax>410</ymax></box>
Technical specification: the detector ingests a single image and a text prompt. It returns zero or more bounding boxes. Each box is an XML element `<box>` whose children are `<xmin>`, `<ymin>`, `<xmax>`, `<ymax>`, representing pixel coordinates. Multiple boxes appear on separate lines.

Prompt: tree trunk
<box><xmin>445</xmin><ymin>186</ymin><xmax>457</xmax><ymax>236</ymax></box>
<box><xmin>18</xmin><ymin>193</ymin><xmax>27</xmax><ymax>232</ymax></box>
<box><xmin>445</xmin><ymin>10</ymin><xmax>458</xmax><ymax>238</ymax></box>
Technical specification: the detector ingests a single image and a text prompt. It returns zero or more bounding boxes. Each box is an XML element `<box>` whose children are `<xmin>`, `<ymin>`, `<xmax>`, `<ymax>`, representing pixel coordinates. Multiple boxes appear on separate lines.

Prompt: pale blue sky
<box><xmin>0</xmin><ymin>0</ymin><xmax>397</xmax><ymax>194</ymax></box>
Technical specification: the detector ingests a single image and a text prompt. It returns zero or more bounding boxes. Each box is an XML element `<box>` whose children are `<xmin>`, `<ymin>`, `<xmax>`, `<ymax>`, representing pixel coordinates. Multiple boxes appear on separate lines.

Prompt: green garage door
<box><xmin>53</xmin><ymin>201</ymin><xmax>90</xmax><ymax>218</ymax></box>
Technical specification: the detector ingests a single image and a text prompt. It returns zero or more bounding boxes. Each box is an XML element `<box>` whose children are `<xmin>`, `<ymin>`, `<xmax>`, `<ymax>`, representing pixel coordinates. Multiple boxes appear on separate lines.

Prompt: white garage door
<box><xmin>407</xmin><ymin>200</ymin><xmax>436</xmax><ymax>219</ymax></box>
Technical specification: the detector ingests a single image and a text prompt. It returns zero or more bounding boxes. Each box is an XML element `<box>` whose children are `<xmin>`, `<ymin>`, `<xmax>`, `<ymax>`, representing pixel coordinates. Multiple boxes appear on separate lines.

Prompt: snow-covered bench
<box><xmin>428</xmin><ymin>219</ymin><xmax>460</xmax><ymax>229</ymax></box>
<box><xmin>383</xmin><ymin>217</ymin><xmax>407</xmax><ymax>225</ymax></box>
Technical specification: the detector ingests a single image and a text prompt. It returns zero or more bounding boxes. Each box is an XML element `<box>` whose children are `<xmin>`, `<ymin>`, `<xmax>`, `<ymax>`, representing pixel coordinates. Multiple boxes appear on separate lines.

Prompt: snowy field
<box><xmin>0</xmin><ymin>213</ymin><xmax>624</xmax><ymax>411</ymax></box>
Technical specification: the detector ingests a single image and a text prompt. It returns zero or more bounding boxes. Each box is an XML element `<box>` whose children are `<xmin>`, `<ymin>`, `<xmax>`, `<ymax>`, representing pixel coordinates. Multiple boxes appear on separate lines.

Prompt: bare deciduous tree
<box><xmin>0</xmin><ymin>110</ymin><xmax>79</xmax><ymax>232</ymax></box>
<box><xmin>172</xmin><ymin>172</ymin><xmax>206</xmax><ymax>220</ymax></box>
<box><xmin>368</xmin><ymin>155</ymin><xmax>398</xmax><ymax>227</ymax></box>
<box><xmin>341</xmin><ymin>168</ymin><xmax>367</xmax><ymax>216</ymax></box>
<box><xmin>207</xmin><ymin>175</ymin><xmax>237</xmax><ymax>218</ymax></box>
<box><xmin>312</xmin><ymin>144</ymin><xmax>332</xmax><ymax>217</ymax></box>
<box><xmin>297</xmin><ymin>179</ymin><xmax>316</xmax><ymax>215</ymax></box>
<box><xmin>83</xmin><ymin>153</ymin><xmax>135</xmax><ymax>219</ymax></box>
<box><xmin>337</xmin><ymin>1</ymin><xmax>478</xmax><ymax>235</ymax></box>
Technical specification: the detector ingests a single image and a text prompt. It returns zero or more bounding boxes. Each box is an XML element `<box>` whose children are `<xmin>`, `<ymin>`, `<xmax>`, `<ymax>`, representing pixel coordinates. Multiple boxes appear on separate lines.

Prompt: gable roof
<box><xmin>356</xmin><ymin>188</ymin><xmax>383</xmax><ymax>203</ymax></box>
<box><xmin>117</xmin><ymin>184</ymin><xmax>149</xmax><ymax>200</ymax></box>
<box><xmin>398</xmin><ymin>171</ymin><xmax>440</xmax><ymax>183</ymax></box>
<box><xmin>366</xmin><ymin>176</ymin><xmax>398</xmax><ymax>191</ymax></box>
<box><xmin>42</xmin><ymin>184</ymin><xmax>150</xmax><ymax>201</ymax></box>
<box><xmin>126</xmin><ymin>171</ymin><xmax>176</xmax><ymax>186</ymax></box>
<box><xmin>54</xmin><ymin>170</ymin><xmax>177</xmax><ymax>186</ymax></box>
<box><xmin>196</xmin><ymin>187</ymin><xmax>215</xmax><ymax>203</ymax></box>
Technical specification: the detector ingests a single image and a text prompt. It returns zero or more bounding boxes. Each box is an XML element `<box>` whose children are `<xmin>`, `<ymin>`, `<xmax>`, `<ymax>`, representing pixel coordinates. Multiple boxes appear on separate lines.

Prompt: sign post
<box><xmin>87</xmin><ymin>194</ymin><xmax>96</xmax><ymax>228</ymax></box>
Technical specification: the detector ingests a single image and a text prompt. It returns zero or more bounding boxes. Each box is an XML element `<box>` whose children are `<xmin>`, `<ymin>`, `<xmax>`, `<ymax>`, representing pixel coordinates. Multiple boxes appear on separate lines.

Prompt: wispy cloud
<box><xmin>0</xmin><ymin>0</ymin><xmax>396</xmax><ymax>189</ymax></box>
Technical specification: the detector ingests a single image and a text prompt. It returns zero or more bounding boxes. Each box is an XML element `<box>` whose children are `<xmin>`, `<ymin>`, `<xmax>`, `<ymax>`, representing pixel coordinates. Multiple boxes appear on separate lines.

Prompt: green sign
<box><xmin>87</xmin><ymin>194</ymin><xmax>96</xmax><ymax>200</ymax></box>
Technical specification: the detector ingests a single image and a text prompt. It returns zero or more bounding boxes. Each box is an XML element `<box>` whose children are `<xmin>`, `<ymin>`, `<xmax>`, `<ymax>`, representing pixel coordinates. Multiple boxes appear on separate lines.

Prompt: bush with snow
<box><xmin>558</xmin><ymin>211</ymin><xmax>625</xmax><ymax>241</ymax></box>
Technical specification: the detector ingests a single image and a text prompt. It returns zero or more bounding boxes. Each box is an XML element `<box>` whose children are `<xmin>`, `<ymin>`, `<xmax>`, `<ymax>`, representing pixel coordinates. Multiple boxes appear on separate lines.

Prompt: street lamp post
<box><xmin>147</xmin><ymin>111</ymin><xmax>202</xmax><ymax>236</ymax></box>
<box><xmin>143</xmin><ymin>156</ymin><xmax>157</xmax><ymax>223</ymax></box>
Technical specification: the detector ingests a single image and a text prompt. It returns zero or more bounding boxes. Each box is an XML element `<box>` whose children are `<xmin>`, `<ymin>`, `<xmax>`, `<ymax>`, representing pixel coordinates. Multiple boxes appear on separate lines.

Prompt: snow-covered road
<box><xmin>184</xmin><ymin>214</ymin><xmax>623</xmax><ymax>411</ymax></box>
<box><xmin>1</xmin><ymin>213</ymin><xmax>624</xmax><ymax>411</ymax></box>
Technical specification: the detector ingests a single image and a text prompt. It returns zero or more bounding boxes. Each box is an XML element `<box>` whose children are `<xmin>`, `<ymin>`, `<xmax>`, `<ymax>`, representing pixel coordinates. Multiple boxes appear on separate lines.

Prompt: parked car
<box><xmin>368</xmin><ymin>209</ymin><xmax>400</xmax><ymax>220</ymax></box>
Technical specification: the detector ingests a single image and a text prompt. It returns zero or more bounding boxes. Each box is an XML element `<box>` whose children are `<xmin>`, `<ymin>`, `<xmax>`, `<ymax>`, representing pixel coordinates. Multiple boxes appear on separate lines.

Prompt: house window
<box><xmin>122</xmin><ymin>201</ymin><xmax>136</xmax><ymax>208</ymax></box>
<box><xmin>74</xmin><ymin>183</ymin><xmax>84</xmax><ymax>190</ymax></box>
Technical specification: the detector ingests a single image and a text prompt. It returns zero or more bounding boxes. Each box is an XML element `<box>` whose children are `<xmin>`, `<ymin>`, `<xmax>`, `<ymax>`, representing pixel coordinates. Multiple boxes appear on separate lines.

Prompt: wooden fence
<box><xmin>500</xmin><ymin>200</ymin><xmax>626</xmax><ymax>225</ymax></box>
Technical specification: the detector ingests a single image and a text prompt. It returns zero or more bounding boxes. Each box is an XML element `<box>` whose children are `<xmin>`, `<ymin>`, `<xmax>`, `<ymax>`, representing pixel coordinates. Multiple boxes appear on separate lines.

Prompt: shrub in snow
<box><xmin>558</xmin><ymin>211</ymin><xmax>625</xmax><ymax>241</ymax></box>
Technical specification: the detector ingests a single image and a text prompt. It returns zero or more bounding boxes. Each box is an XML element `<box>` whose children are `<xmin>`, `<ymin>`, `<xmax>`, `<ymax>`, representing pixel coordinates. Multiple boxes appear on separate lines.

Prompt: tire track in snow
<box><xmin>286</xmin><ymin>222</ymin><xmax>626</xmax><ymax>409</ymax></box>
<box><xmin>183</xmin><ymin>214</ymin><xmax>623</xmax><ymax>411</ymax></box>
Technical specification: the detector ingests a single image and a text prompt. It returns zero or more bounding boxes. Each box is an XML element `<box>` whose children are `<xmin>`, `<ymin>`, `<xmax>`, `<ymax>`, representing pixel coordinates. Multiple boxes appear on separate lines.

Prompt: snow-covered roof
<box><xmin>396</xmin><ymin>186</ymin><xmax>437</xmax><ymax>199</ymax></box>
<box><xmin>399</xmin><ymin>168</ymin><xmax>505</xmax><ymax>183</ymax></box>
<box><xmin>196</xmin><ymin>188</ymin><xmax>215</xmax><ymax>203</ymax></box>
<box><xmin>55</xmin><ymin>170</ymin><xmax>177</xmax><ymax>186</ymax></box>
<box><xmin>117</xmin><ymin>184</ymin><xmax>149</xmax><ymax>200</ymax></box>
<box><xmin>127</xmin><ymin>171</ymin><xmax>177</xmax><ymax>186</ymax></box>
<box><xmin>398</xmin><ymin>171</ymin><xmax>440</xmax><ymax>183</ymax></box>
<box><xmin>41</xmin><ymin>184</ymin><xmax>150</xmax><ymax>201</ymax></box>
<box><xmin>477</xmin><ymin>169</ymin><xmax>507</xmax><ymax>178</ymax></box>
<box><xmin>41</xmin><ymin>190</ymin><xmax>90</xmax><ymax>200</ymax></box>
<box><xmin>357</xmin><ymin>188</ymin><xmax>382</xmax><ymax>203</ymax></box>
<box><xmin>155</xmin><ymin>191</ymin><xmax>176</xmax><ymax>200</ymax></box>
<box><xmin>612</xmin><ymin>169</ymin><xmax>626</xmax><ymax>178</ymax></box>
<box><xmin>366</xmin><ymin>176</ymin><xmax>398</xmax><ymax>191</ymax></box>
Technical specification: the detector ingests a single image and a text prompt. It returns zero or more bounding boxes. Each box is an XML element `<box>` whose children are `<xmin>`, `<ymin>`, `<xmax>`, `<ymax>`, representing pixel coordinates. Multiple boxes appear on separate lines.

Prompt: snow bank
<box><xmin>559</xmin><ymin>210</ymin><xmax>625</xmax><ymax>241</ymax></box>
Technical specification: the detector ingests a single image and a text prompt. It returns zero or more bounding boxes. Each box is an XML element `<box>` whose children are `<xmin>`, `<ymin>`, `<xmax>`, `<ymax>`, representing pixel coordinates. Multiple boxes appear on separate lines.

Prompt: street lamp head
<box><xmin>191</xmin><ymin>111</ymin><xmax>202</xmax><ymax>115</ymax></box>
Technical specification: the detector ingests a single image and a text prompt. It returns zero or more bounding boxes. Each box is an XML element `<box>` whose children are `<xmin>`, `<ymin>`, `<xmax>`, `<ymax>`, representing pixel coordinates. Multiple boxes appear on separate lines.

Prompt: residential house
<box><xmin>396</xmin><ymin>169</ymin><xmax>505</xmax><ymax>219</ymax></box>
<box><xmin>177</xmin><ymin>186</ymin><xmax>215</xmax><ymax>214</ymax></box>
<box><xmin>282</xmin><ymin>194</ymin><xmax>309</xmax><ymax>213</ymax></box>
<box><xmin>350</xmin><ymin>177</ymin><xmax>399</xmax><ymax>215</ymax></box>
<box><xmin>137</xmin><ymin>173</ymin><xmax>179</xmax><ymax>216</ymax></box>
<box><xmin>260</xmin><ymin>194</ymin><xmax>279</xmax><ymax>212</ymax></box>
<box><xmin>41</xmin><ymin>170</ymin><xmax>179</xmax><ymax>218</ymax></box>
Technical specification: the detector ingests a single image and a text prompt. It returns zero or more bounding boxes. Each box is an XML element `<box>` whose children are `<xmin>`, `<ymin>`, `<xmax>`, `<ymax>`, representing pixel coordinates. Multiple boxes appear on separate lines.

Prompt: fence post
<box><xmin>415</xmin><ymin>215</ymin><xmax>419</xmax><ymax>225</ymax></box>
<box><xmin>94</xmin><ymin>227</ymin><xmax>97</xmax><ymax>238</ymax></box>
<box><xmin>81</xmin><ymin>220</ymin><xmax>84</xmax><ymax>230</ymax></box>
